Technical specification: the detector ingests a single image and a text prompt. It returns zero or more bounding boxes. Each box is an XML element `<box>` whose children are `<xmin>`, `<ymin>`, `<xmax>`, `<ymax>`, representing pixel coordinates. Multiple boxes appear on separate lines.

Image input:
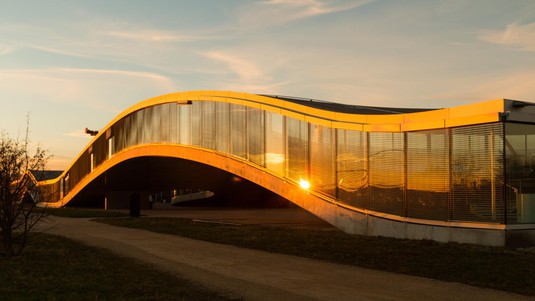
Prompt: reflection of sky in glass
<box><xmin>266</xmin><ymin>153</ymin><xmax>285</xmax><ymax>164</ymax></box>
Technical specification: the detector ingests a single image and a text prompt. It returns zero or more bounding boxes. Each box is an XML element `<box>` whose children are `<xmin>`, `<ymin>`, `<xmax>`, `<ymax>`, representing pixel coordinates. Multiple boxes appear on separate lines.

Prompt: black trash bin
<box><xmin>129</xmin><ymin>193</ymin><xmax>140</xmax><ymax>217</ymax></box>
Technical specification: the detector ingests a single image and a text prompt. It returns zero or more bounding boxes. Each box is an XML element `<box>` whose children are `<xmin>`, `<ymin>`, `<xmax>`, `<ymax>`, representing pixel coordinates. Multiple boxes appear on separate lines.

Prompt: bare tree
<box><xmin>0</xmin><ymin>117</ymin><xmax>48</xmax><ymax>257</ymax></box>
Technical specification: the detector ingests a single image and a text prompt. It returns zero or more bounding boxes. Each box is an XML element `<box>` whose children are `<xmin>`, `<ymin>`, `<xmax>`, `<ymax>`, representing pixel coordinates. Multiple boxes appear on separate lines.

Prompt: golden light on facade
<box><xmin>36</xmin><ymin>90</ymin><xmax>535</xmax><ymax>246</ymax></box>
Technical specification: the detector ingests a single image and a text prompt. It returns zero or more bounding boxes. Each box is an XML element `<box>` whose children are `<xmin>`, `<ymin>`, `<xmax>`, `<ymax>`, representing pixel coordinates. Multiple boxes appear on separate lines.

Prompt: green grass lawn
<box><xmin>97</xmin><ymin>217</ymin><xmax>535</xmax><ymax>296</ymax></box>
<box><xmin>0</xmin><ymin>233</ymin><xmax>237</xmax><ymax>301</ymax></box>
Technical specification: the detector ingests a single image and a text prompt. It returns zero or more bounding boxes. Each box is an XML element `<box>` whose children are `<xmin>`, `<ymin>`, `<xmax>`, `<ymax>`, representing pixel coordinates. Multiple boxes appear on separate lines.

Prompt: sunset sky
<box><xmin>1</xmin><ymin>0</ymin><xmax>534</xmax><ymax>169</ymax></box>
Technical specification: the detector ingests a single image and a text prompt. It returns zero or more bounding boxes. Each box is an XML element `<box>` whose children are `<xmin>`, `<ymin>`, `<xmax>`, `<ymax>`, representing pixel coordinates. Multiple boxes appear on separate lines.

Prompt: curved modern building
<box><xmin>38</xmin><ymin>91</ymin><xmax>535</xmax><ymax>246</ymax></box>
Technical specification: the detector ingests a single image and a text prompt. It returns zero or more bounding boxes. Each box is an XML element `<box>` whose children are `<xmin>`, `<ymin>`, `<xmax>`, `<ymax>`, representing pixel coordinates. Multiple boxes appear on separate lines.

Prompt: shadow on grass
<box><xmin>96</xmin><ymin>217</ymin><xmax>535</xmax><ymax>296</ymax></box>
<box><xmin>0</xmin><ymin>233</ymin><xmax>237</xmax><ymax>301</ymax></box>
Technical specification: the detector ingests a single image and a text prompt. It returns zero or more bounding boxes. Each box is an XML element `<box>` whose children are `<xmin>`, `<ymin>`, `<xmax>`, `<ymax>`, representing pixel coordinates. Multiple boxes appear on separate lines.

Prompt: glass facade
<box><xmin>310</xmin><ymin>124</ymin><xmax>336</xmax><ymax>197</ymax></box>
<box><xmin>215</xmin><ymin>102</ymin><xmax>230</xmax><ymax>153</ymax></box>
<box><xmin>44</xmin><ymin>98</ymin><xmax>535</xmax><ymax>226</ymax></box>
<box><xmin>505</xmin><ymin>123</ymin><xmax>535</xmax><ymax>223</ymax></box>
<box><xmin>202</xmin><ymin>102</ymin><xmax>215</xmax><ymax>149</ymax></box>
<box><xmin>337</xmin><ymin>129</ymin><xmax>368</xmax><ymax>208</ymax></box>
<box><xmin>179</xmin><ymin>104</ymin><xmax>191</xmax><ymax>145</ymax></box>
<box><xmin>286</xmin><ymin>118</ymin><xmax>309</xmax><ymax>183</ymax></box>
<box><xmin>190</xmin><ymin>102</ymin><xmax>202</xmax><ymax>147</ymax></box>
<box><xmin>247</xmin><ymin>108</ymin><xmax>265</xmax><ymax>166</ymax></box>
<box><xmin>451</xmin><ymin>124</ymin><xmax>504</xmax><ymax>223</ymax></box>
<box><xmin>265</xmin><ymin>112</ymin><xmax>285</xmax><ymax>176</ymax></box>
<box><xmin>406</xmin><ymin>130</ymin><xmax>449</xmax><ymax>220</ymax></box>
<box><xmin>230</xmin><ymin>104</ymin><xmax>247</xmax><ymax>158</ymax></box>
<box><xmin>368</xmin><ymin>132</ymin><xmax>405</xmax><ymax>216</ymax></box>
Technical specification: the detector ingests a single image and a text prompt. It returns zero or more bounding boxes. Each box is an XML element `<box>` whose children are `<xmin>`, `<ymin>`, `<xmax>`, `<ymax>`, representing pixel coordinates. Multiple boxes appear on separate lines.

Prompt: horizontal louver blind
<box><xmin>310</xmin><ymin>125</ymin><xmax>335</xmax><ymax>197</ymax></box>
<box><xmin>451</xmin><ymin>123</ymin><xmax>504</xmax><ymax>223</ymax></box>
<box><xmin>407</xmin><ymin>130</ymin><xmax>449</xmax><ymax>220</ymax></box>
<box><xmin>336</xmin><ymin>129</ymin><xmax>368</xmax><ymax>208</ymax></box>
<box><xmin>369</xmin><ymin>132</ymin><xmax>404</xmax><ymax>216</ymax></box>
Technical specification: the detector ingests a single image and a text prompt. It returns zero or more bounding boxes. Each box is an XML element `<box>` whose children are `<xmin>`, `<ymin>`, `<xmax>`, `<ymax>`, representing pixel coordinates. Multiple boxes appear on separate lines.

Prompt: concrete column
<box><xmin>105</xmin><ymin>191</ymin><xmax>151</xmax><ymax>210</ymax></box>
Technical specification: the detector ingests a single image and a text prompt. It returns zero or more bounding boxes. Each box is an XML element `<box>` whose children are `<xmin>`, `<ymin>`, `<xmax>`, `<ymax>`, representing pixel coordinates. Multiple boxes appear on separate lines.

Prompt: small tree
<box><xmin>0</xmin><ymin>118</ymin><xmax>48</xmax><ymax>257</ymax></box>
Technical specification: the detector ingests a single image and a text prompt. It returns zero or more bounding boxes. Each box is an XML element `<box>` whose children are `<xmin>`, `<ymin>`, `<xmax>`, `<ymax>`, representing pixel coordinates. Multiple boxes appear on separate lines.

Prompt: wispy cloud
<box><xmin>468</xmin><ymin>72</ymin><xmax>535</xmax><ymax>102</ymax></box>
<box><xmin>1</xmin><ymin>21</ymin><xmax>205</xmax><ymax>75</ymax></box>
<box><xmin>238</xmin><ymin>0</ymin><xmax>373</xmax><ymax>28</ymax></box>
<box><xmin>202</xmin><ymin>51</ymin><xmax>269</xmax><ymax>83</ymax></box>
<box><xmin>62</xmin><ymin>130</ymin><xmax>92</xmax><ymax>138</ymax></box>
<box><xmin>0</xmin><ymin>44</ymin><xmax>14</xmax><ymax>56</ymax></box>
<box><xmin>210</xmin><ymin>80</ymin><xmax>291</xmax><ymax>94</ymax></box>
<box><xmin>0</xmin><ymin>68</ymin><xmax>176</xmax><ymax>111</ymax></box>
<box><xmin>423</xmin><ymin>71</ymin><xmax>535</xmax><ymax>104</ymax></box>
<box><xmin>269</xmin><ymin>0</ymin><xmax>372</xmax><ymax>19</ymax></box>
<box><xmin>0</xmin><ymin>68</ymin><xmax>174</xmax><ymax>89</ymax></box>
<box><xmin>479</xmin><ymin>22</ymin><xmax>535</xmax><ymax>51</ymax></box>
<box><xmin>56</xmin><ymin>68</ymin><xmax>173</xmax><ymax>82</ymax></box>
<box><xmin>27</xmin><ymin>43</ymin><xmax>96</xmax><ymax>59</ymax></box>
<box><xmin>104</xmin><ymin>30</ymin><xmax>197</xmax><ymax>42</ymax></box>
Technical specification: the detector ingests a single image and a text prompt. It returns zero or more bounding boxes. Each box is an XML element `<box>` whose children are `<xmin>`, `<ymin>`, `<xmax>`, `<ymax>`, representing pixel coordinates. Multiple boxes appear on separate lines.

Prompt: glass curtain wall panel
<box><xmin>230</xmin><ymin>104</ymin><xmax>247</xmax><ymax>158</ymax></box>
<box><xmin>215</xmin><ymin>102</ymin><xmax>230</xmax><ymax>153</ymax></box>
<box><xmin>70</xmin><ymin>151</ymin><xmax>89</xmax><ymax>190</ymax></box>
<box><xmin>190</xmin><ymin>102</ymin><xmax>202</xmax><ymax>147</ymax></box>
<box><xmin>59</xmin><ymin>177</ymin><xmax>64</xmax><ymax>199</ymax></box>
<box><xmin>179</xmin><ymin>105</ymin><xmax>191</xmax><ymax>145</ymax></box>
<box><xmin>407</xmin><ymin>130</ymin><xmax>449</xmax><ymax>220</ymax></box>
<box><xmin>247</xmin><ymin>108</ymin><xmax>265</xmax><ymax>166</ymax></box>
<box><xmin>137</xmin><ymin>109</ymin><xmax>146</xmax><ymax>145</ymax></box>
<box><xmin>91</xmin><ymin>136</ymin><xmax>103</xmax><ymax>169</ymax></box>
<box><xmin>54</xmin><ymin>182</ymin><xmax>61</xmax><ymax>201</ymax></box>
<box><xmin>505</xmin><ymin>123</ymin><xmax>535</xmax><ymax>224</ymax></box>
<box><xmin>158</xmin><ymin>104</ymin><xmax>171</xmax><ymax>143</ymax></box>
<box><xmin>126</xmin><ymin>114</ymin><xmax>133</xmax><ymax>148</ymax></box>
<box><xmin>168</xmin><ymin>103</ymin><xmax>178</xmax><ymax>144</ymax></box>
<box><xmin>137</xmin><ymin>109</ymin><xmax>146</xmax><ymax>144</ymax></box>
<box><xmin>126</xmin><ymin>114</ymin><xmax>135</xmax><ymax>148</ymax></box>
<box><xmin>93</xmin><ymin>136</ymin><xmax>107</xmax><ymax>167</ymax></box>
<box><xmin>286</xmin><ymin>117</ymin><xmax>309</xmax><ymax>183</ymax></box>
<box><xmin>451</xmin><ymin>123</ymin><xmax>504</xmax><ymax>223</ymax></box>
<box><xmin>127</xmin><ymin>113</ymin><xmax>137</xmax><ymax>147</ymax></box>
<box><xmin>80</xmin><ymin>151</ymin><xmax>90</xmax><ymax>181</ymax></box>
<box><xmin>65</xmin><ymin>169</ymin><xmax>72</xmax><ymax>195</ymax></box>
<box><xmin>202</xmin><ymin>101</ymin><xmax>215</xmax><ymax>149</ymax></box>
<box><xmin>310</xmin><ymin>124</ymin><xmax>336</xmax><ymax>197</ymax></box>
<box><xmin>151</xmin><ymin>105</ymin><xmax>162</xmax><ymax>143</ymax></box>
<box><xmin>113</xmin><ymin>119</ymin><xmax>125</xmax><ymax>153</ymax></box>
<box><xmin>336</xmin><ymin>129</ymin><xmax>369</xmax><ymax>208</ymax></box>
<box><xmin>121</xmin><ymin>114</ymin><xmax>132</xmax><ymax>148</ymax></box>
<box><xmin>43</xmin><ymin>182</ymin><xmax>60</xmax><ymax>202</ymax></box>
<box><xmin>142</xmin><ymin>107</ymin><xmax>152</xmax><ymax>144</ymax></box>
<box><xmin>107</xmin><ymin>137</ymin><xmax>114</xmax><ymax>159</ymax></box>
<box><xmin>265</xmin><ymin>112</ymin><xmax>285</xmax><ymax>176</ymax></box>
<box><xmin>64</xmin><ymin>173</ymin><xmax>71</xmax><ymax>195</ymax></box>
<box><xmin>368</xmin><ymin>132</ymin><xmax>404</xmax><ymax>216</ymax></box>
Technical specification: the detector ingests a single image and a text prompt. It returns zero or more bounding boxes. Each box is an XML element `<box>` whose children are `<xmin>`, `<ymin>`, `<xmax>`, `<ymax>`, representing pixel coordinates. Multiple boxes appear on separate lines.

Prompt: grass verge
<box><xmin>97</xmin><ymin>217</ymin><xmax>535</xmax><ymax>296</ymax></box>
<box><xmin>0</xmin><ymin>233</ymin><xmax>236</xmax><ymax>301</ymax></box>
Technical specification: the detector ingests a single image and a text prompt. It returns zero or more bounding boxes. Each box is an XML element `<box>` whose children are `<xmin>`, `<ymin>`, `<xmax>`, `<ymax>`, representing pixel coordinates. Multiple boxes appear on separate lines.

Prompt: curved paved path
<box><xmin>43</xmin><ymin>216</ymin><xmax>534</xmax><ymax>301</ymax></box>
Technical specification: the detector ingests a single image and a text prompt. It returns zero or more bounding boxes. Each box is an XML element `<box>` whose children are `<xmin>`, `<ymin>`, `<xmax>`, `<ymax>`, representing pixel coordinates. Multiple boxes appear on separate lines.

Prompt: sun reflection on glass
<box><xmin>299</xmin><ymin>178</ymin><xmax>310</xmax><ymax>190</ymax></box>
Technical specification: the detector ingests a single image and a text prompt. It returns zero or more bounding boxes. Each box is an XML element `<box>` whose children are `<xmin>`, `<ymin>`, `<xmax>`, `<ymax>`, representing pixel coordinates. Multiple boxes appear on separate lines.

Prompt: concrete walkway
<box><xmin>43</xmin><ymin>216</ymin><xmax>534</xmax><ymax>301</ymax></box>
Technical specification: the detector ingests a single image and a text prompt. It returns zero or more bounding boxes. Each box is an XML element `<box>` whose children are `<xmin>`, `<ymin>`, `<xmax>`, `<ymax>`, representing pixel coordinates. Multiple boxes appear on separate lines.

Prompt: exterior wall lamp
<box><xmin>85</xmin><ymin>128</ymin><xmax>99</xmax><ymax>136</ymax></box>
